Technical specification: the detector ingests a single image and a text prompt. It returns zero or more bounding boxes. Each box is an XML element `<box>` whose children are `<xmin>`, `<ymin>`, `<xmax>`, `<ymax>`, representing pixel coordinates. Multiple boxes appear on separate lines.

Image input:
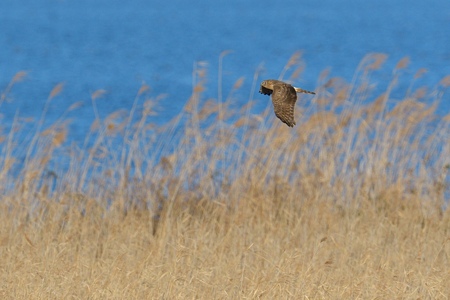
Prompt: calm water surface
<box><xmin>1</xmin><ymin>0</ymin><xmax>450</xmax><ymax>140</ymax></box>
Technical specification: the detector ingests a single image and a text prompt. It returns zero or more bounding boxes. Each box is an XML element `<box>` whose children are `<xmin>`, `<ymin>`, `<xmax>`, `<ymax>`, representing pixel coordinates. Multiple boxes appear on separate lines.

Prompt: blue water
<box><xmin>1</xmin><ymin>0</ymin><xmax>450</xmax><ymax>140</ymax></box>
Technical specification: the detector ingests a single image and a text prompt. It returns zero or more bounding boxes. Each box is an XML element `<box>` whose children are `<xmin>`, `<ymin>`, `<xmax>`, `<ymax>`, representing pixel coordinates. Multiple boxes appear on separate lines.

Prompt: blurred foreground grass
<box><xmin>1</xmin><ymin>53</ymin><xmax>450</xmax><ymax>299</ymax></box>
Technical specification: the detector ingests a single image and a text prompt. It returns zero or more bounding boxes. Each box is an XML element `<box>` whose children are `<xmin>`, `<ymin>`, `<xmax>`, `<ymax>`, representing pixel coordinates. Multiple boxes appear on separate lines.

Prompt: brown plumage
<box><xmin>259</xmin><ymin>79</ymin><xmax>315</xmax><ymax>127</ymax></box>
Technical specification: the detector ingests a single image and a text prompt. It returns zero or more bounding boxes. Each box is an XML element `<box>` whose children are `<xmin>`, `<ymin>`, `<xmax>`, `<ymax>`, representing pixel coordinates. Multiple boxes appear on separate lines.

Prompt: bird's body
<box><xmin>259</xmin><ymin>79</ymin><xmax>315</xmax><ymax>127</ymax></box>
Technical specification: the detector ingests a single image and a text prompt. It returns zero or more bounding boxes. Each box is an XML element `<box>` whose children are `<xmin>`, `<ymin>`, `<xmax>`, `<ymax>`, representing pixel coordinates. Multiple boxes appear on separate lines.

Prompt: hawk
<box><xmin>259</xmin><ymin>79</ymin><xmax>315</xmax><ymax>127</ymax></box>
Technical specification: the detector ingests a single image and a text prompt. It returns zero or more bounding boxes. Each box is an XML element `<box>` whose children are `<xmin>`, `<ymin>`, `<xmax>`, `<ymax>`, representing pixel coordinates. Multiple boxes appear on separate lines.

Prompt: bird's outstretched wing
<box><xmin>260</xmin><ymin>85</ymin><xmax>273</xmax><ymax>95</ymax></box>
<box><xmin>271</xmin><ymin>83</ymin><xmax>297</xmax><ymax>127</ymax></box>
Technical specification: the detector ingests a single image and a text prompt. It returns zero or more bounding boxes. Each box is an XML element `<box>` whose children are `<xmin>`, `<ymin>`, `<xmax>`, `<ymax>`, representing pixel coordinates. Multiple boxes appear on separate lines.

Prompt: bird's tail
<box><xmin>294</xmin><ymin>87</ymin><xmax>315</xmax><ymax>95</ymax></box>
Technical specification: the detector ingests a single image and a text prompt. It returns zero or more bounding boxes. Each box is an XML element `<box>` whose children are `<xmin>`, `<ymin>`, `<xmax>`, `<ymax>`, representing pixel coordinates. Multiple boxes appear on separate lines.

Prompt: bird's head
<box><xmin>259</xmin><ymin>80</ymin><xmax>274</xmax><ymax>95</ymax></box>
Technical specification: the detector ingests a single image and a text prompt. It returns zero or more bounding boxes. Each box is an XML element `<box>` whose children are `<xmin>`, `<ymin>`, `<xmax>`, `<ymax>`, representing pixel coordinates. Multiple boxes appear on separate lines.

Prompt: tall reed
<box><xmin>0</xmin><ymin>53</ymin><xmax>449</xmax><ymax>299</ymax></box>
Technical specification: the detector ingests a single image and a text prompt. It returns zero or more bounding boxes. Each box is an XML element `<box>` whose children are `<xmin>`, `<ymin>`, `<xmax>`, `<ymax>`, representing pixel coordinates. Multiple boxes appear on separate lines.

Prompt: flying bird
<box><xmin>259</xmin><ymin>79</ymin><xmax>315</xmax><ymax>127</ymax></box>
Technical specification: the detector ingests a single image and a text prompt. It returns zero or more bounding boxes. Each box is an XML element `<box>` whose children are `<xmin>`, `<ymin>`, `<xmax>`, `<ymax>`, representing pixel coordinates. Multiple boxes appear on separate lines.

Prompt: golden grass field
<box><xmin>1</xmin><ymin>53</ymin><xmax>450</xmax><ymax>299</ymax></box>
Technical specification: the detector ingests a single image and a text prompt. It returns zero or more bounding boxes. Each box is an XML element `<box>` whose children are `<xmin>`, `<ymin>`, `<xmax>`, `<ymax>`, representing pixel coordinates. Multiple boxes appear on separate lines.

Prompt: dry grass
<box><xmin>1</xmin><ymin>53</ymin><xmax>450</xmax><ymax>299</ymax></box>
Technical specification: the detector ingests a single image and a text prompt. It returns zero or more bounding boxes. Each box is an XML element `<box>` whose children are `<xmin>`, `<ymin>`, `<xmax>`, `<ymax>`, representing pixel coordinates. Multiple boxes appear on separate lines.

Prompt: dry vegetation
<box><xmin>1</xmin><ymin>53</ymin><xmax>450</xmax><ymax>299</ymax></box>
